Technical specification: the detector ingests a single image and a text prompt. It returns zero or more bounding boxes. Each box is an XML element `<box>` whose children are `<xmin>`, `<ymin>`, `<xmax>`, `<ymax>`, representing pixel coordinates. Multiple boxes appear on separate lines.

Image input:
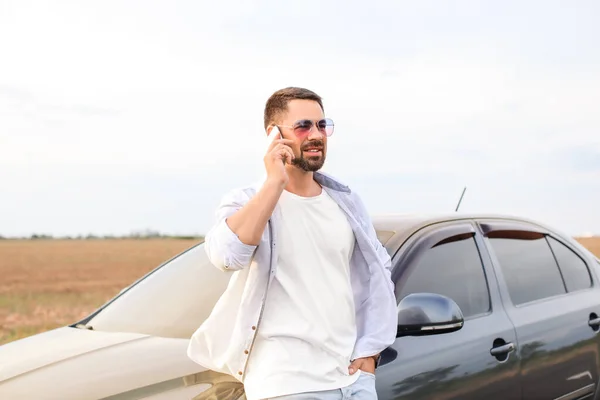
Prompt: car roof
<box><xmin>372</xmin><ymin>212</ymin><xmax>543</xmax><ymax>231</ymax></box>
<box><xmin>370</xmin><ymin>212</ymin><xmax>558</xmax><ymax>248</ymax></box>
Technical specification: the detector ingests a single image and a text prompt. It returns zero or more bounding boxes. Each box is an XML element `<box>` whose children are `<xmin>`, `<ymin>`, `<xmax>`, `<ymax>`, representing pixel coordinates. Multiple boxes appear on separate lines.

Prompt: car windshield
<box><xmin>78</xmin><ymin>242</ymin><xmax>232</xmax><ymax>339</ymax></box>
<box><xmin>76</xmin><ymin>228</ymin><xmax>397</xmax><ymax>339</ymax></box>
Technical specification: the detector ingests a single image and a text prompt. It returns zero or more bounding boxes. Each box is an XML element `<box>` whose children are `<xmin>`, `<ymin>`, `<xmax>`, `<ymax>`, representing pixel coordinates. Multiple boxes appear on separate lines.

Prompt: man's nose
<box><xmin>307</xmin><ymin>123</ymin><xmax>325</xmax><ymax>140</ymax></box>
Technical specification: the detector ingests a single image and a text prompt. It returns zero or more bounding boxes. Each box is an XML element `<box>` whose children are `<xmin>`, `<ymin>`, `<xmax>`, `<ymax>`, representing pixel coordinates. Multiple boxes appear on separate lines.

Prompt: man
<box><xmin>187</xmin><ymin>87</ymin><xmax>398</xmax><ymax>400</ymax></box>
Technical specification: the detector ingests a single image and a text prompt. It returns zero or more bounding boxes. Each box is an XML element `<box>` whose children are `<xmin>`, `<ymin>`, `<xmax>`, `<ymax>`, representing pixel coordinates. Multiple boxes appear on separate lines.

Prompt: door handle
<box><xmin>588</xmin><ymin>317</ymin><xmax>600</xmax><ymax>327</ymax></box>
<box><xmin>490</xmin><ymin>342</ymin><xmax>515</xmax><ymax>357</ymax></box>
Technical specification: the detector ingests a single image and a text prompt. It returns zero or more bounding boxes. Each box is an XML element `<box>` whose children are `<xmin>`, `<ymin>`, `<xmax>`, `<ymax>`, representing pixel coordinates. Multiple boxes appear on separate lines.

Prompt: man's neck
<box><xmin>285</xmin><ymin>167</ymin><xmax>322</xmax><ymax>197</ymax></box>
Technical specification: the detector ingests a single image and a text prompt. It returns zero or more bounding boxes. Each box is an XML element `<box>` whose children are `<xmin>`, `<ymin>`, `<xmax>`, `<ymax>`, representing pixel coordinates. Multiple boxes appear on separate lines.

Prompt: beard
<box><xmin>292</xmin><ymin>140</ymin><xmax>326</xmax><ymax>172</ymax></box>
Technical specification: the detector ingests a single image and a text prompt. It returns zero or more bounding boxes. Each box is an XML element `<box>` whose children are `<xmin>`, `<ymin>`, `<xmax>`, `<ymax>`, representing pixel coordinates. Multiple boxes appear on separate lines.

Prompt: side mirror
<box><xmin>397</xmin><ymin>293</ymin><xmax>464</xmax><ymax>337</ymax></box>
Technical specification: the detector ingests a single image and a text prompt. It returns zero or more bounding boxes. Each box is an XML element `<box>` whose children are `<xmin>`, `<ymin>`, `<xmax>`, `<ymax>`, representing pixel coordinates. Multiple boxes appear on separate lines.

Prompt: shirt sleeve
<box><xmin>349</xmin><ymin>191</ymin><xmax>398</xmax><ymax>360</ymax></box>
<box><xmin>204</xmin><ymin>188</ymin><xmax>258</xmax><ymax>272</ymax></box>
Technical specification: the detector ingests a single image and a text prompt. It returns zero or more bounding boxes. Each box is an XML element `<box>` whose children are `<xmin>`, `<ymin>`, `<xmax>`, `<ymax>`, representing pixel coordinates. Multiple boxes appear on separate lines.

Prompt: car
<box><xmin>1</xmin><ymin>213</ymin><xmax>599</xmax><ymax>400</ymax></box>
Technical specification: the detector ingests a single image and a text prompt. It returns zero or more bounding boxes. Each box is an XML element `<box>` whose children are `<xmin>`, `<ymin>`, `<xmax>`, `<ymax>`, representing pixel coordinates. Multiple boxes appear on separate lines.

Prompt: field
<box><xmin>577</xmin><ymin>237</ymin><xmax>600</xmax><ymax>258</ymax></box>
<box><xmin>1</xmin><ymin>237</ymin><xmax>599</xmax><ymax>346</ymax></box>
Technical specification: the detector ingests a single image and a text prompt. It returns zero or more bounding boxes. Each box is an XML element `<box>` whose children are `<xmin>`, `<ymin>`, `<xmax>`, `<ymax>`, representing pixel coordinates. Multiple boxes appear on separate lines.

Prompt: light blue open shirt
<box><xmin>187</xmin><ymin>171</ymin><xmax>398</xmax><ymax>382</ymax></box>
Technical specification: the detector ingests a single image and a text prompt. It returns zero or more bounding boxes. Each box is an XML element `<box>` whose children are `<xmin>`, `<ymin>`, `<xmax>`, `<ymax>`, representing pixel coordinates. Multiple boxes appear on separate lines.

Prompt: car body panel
<box><xmin>0</xmin><ymin>327</ymin><xmax>220</xmax><ymax>400</ymax></box>
<box><xmin>374</xmin><ymin>219</ymin><xmax>522</xmax><ymax>399</ymax></box>
<box><xmin>375</xmin><ymin>310</ymin><xmax>521</xmax><ymax>400</ymax></box>
<box><xmin>0</xmin><ymin>327</ymin><xmax>150</xmax><ymax>382</ymax></box>
<box><xmin>476</xmin><ymin>219</ymin><xmax>600</xmax><ymax>400</ymax></box>
<box><xmin>505</xmin><ymin>289</ymin><xmax>599</xmax><ymax>400</ymax></box>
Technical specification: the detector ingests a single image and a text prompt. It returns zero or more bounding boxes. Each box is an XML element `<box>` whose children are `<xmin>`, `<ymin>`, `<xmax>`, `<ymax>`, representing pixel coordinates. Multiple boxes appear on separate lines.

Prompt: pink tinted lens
<box><xmin>293</xmin><ymin>118</ymin><xmax>334</xmax><ymax>137</ymax></box>
<box><xmin>320</xmin><ymin>118</ymin><xmax>334</xmax><ymax>137</ymax></box>
<box><xmin>294</xmin><ymin>120</ymin><xmax>313</xmax><ymax>135</ymax></box>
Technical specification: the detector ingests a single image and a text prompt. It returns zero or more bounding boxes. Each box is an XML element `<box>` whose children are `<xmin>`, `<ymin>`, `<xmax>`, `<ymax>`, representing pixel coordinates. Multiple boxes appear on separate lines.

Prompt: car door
<box><xmin>479</xmin><ymin>220</ymin><xmax>600</xmax><ymax>400</ymax></box>
<box><xmin>374</xmin><ymin>221</ymin><xmax>522</xmax><ymax>400</ymax></box>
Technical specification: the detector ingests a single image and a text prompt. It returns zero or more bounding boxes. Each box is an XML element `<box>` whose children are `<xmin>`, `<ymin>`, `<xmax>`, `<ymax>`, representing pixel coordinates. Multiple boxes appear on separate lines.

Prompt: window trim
<box><xmin>391</xmin><ymin>222</ymin><xmax>493</xmax><ymax>320</ymax></box>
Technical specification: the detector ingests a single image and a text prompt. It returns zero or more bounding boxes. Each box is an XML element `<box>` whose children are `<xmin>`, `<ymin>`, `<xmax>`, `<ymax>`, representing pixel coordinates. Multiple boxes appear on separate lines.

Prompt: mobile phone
<box><xmin>265</xmin><ymin>126</ymin><xmax>286</xmax><ymax>164</ymax></box>
<box><xmin>267</xmin><ymin>125</ymin><xmax>282</xmax><ymax>144</ymax></box>
<box><xmin>265</xmin><ymin>125</ymin><xmax>282</xmax><ymax>152</ymax></box>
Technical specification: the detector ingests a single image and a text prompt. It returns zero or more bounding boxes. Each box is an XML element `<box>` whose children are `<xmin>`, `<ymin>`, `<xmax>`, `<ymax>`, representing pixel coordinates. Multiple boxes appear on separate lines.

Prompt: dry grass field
<box><xmin>1</xmin><ymin>237</ymin><xmax>599</xmax><ymax>346</ymax></box>
<box><xmin>577</xmin><ymin>237</ymin><xmax>600</xmax><ymax>258</ymax></box>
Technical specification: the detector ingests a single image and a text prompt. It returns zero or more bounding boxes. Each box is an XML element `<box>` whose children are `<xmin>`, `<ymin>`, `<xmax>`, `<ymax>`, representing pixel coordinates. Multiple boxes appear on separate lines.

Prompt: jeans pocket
<box><xmin>360</xmin><ymin>370</ymin><xmax>376</xmax><ymax>378</ymax></box>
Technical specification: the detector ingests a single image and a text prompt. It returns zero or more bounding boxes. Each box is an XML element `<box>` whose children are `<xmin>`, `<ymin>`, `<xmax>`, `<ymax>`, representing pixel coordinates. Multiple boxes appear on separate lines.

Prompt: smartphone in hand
<box><xmin>266</xmin><ymin>126</ymin><xmax>287</xmax><ymax>164</ymax></box>
<box><xmin>266</xmin><ymin>125</ymin><xmax>282</xmax><ymax>151</ymax></box>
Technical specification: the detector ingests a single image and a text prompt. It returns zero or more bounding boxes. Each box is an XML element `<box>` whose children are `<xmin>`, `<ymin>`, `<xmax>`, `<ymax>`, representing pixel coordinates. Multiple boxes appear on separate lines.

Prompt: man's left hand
<box><xmin>348</xmin><ymin>356</ymin><xmax>376</xmax><ymax>375</ymax></box>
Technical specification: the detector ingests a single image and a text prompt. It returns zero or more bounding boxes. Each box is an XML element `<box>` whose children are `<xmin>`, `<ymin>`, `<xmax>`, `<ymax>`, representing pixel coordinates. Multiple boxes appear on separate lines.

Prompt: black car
<box><xmin>1</xmin><ymin>213</ymin><xmax>599</xmax><ymax>400</ymax></box>
<box><xmin>373</xmin><ymin>214</ymin><xmax>600</xmax><ymax>400</ymax></box>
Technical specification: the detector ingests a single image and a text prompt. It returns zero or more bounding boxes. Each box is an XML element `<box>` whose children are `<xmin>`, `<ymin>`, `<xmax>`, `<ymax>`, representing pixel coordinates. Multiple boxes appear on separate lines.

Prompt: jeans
<box><xmin>265</xmin><ymin>372</ymin><xmax>377</xmax><ymax>400</ymax></box>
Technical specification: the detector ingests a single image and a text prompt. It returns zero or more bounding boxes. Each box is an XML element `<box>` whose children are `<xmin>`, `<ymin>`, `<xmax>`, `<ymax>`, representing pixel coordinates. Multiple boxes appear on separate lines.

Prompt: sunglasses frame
<box><xmin>277</xmin><ymin>118</ymin><xmax>334</xmax><ymax>137</ymax></box>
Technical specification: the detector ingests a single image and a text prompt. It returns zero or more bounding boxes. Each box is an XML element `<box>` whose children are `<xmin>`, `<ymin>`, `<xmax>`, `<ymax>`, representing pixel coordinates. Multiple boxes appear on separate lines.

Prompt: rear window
<box><xmin>547</xmin><ymin>237</ymin><xmax>592</xmax><ymax>292</ymax></box>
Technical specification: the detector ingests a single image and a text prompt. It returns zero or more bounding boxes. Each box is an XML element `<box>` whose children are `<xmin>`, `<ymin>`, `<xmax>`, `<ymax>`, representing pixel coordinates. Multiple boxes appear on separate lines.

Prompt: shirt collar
<box><xmin>313</xmin><ymin>171</ymin><xmax>351</xmax><ymax>193</ymax></box>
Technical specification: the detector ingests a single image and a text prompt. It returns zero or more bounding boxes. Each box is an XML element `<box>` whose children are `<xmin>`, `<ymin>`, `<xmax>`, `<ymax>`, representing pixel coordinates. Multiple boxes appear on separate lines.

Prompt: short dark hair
<box><xmin>263</xmin><ymin>87</ymin><xmax>324</xmax><ymax>129</ymax></box>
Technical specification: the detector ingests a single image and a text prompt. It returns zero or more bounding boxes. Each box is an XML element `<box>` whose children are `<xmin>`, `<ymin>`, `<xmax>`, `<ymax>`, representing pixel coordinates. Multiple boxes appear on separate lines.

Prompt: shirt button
<box><xmin>251</xmin><ymin>326</ymin><xmax>256</xmax><ymax>330</ymax></box>
<box><xmin>238</xmin><ymin>371</ymin><xmax>243</xmax><ymax>376</ymax></box>
<box><xmin>244</xmin><ymin>350</ymin><xmax>249</xmax><ymax>354</ymax></box>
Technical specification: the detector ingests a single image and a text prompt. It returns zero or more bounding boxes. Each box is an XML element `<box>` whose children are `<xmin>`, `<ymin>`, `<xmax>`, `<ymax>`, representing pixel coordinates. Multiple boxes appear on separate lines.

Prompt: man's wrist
<box><xmin>264</xmin><ymin>175</ymin><xmax>287</xmax><ymax>190</ymax></box>
<box><xmin>370</xmin><ymin>353</ymin><xmax>381</xmax><ymax>368</ymax></box>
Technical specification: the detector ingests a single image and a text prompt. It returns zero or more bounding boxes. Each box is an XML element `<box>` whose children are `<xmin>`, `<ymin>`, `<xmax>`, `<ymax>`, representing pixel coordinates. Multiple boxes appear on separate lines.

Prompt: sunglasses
<box><xmin>277</xmin><ymin>118</ymin><xmax>334</xmax><ymax>137</ymax></box>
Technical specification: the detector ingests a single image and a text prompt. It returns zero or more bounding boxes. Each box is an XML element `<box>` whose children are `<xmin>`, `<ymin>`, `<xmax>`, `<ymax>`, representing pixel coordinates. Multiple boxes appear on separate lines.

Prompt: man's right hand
<box><xmin>264</xmin><ymin>138</ymin><xmax>295</xmax><ymax>186</ymax></box>
<box><xmin>225</xmin><ymin>137</ymin><xmax>294</xmax><ymax>246</ymax></box>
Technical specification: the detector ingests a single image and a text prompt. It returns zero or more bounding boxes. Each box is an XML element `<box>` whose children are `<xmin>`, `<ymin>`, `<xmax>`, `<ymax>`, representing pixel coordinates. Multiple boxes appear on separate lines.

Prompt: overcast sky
<box><xmin>1</xmin><ymin>0</ymin><xmax>599</xmax><ymax>237</ymax></box>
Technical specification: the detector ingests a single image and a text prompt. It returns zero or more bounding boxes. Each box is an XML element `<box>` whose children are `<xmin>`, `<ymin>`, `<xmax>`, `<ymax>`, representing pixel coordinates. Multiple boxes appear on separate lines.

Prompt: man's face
<box><xmin>277</xmin><ymin>99</ymin><xmax>328</xmax><ymax>172</ymax></box>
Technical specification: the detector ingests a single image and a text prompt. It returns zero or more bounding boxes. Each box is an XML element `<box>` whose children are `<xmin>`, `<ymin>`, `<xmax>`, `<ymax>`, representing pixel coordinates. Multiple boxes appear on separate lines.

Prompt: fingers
<box><xmin>348</xmin><ymin>359</ymin><xmax>363</xmax><ymax>375</ymax></box>
<box><xmin>272</xmin><ymin>143</ymin><xmax>294</xmax><ymax>164</ymax></box>
<box><xmin>267</xmin><ymin>138</ymin><xmax>294</xmax><ymax>152</ymax></box>
<box><xmin>281</xmin><ymin>147</ymin><xmax>295</xmax><ymax>163</ymax></box>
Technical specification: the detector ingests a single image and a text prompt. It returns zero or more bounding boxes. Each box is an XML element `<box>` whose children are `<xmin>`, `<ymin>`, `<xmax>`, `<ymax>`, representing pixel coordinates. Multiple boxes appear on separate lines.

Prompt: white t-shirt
<box><xmin>243</xmin><ymin>188</ymin><xmax>359</xmax><ymax>400</ymax></box>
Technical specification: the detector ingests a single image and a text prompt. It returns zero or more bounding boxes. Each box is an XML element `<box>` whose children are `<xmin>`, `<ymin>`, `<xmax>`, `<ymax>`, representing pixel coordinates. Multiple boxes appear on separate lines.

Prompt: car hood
<box><xmin>0</xmin><ymin>327</ymin><xmax>151</xmax><ymax>381</ymax></box>
<box><xmin>0</xmin><ymin>327</ymin><xmax>238</xmax><ymax>400</ymax></box>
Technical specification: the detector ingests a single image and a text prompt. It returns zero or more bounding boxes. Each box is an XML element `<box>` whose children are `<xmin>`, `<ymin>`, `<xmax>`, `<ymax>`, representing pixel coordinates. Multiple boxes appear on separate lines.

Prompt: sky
<box><xmin>1</xmin><ymin>0</ymin><xmax>599</xmax><ymax>238</ymax></box>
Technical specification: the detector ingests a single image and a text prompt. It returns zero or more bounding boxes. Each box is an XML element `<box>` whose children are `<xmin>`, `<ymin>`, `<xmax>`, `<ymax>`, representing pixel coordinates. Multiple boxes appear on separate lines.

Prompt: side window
<box><xmin>487</xmin><ymin>232</ymin><xmax>566</xmax><ymax>305</ymax></box>
<box><xmin>547</xmin><ymin>237</ymin><xmax>592</xmax><ymax>292</ymax></box>
<box><xmin>396</xmin><ymin>233</ymin><xmax>490</xmax><ymax>318</ymax></box>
